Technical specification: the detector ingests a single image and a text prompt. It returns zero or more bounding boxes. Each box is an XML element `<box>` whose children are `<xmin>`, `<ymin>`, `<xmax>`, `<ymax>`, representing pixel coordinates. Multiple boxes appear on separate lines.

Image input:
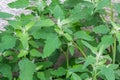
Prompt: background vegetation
<box><xmin>0</xmin><ymin>0</ymin><xmax>120</xmax><ymax>80</ymax></box>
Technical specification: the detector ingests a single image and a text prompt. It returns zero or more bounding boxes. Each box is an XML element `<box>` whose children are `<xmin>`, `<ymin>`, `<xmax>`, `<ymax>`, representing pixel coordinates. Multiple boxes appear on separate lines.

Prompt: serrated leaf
<box><xmin>8</xmin><ymin>0</ymin><xmax>29</xmax><ymax>8</ymax></box>
<box><xmin>101</xmin><ymin>67</ymin><xmax>115</xmax><ymax>80</ymax></box>
<box><xmin>98</xmin><ymin>35</ymin><xmax>114</xmax><ymax>50</ymax></box>
<box><xmin>0</xmin><ymin>64</ymin><xmax>12</xmax><ymax>80</ymax></box>
<box><xmin>37</xmin><ymin>72</ymin><xmax>46</xmax><ymax>80</ymax></box>
<box><xmin>35</xmin><ymin>19</ymin><xmax>54</xmax><ymax>27</ymax></box>
<box><xmin>19</xmin><ymin>32</ymin><xmax>29</xmax><ymax>50</ymax></box>
<box><xmin>96</xmin><ymin>0</ymin><xmax>110</xmax><ymax>10</ymax></box>
<box><xmin>81</xmin><ymin>40</ymin><xmax>97</xmax><ymax>54</ymax></box>
<box><xmin>0</xmin><ymin>35</ymin><xmax>16</xmax><ymax>52</ymax></box>
<box><xmin>42</xmin><ymin>34</ymin><xmax>61</xmax><ymax>58</ymax></box>
<box><xmin>51</xmin><ymin>67</ymin><xmax>66</xmax><ymax>77</ymax></box>
<box><xmin>115</xmin><ymin>3</ymin><xmax>120</xmax><ymax>13</ymax></box>
<box><xmin>52</xmin><ymin>5</ymin><xmax>64</xmax><ymax>20</ymax></box>
<box><xmin>74</xmin><ymin>31</ymin><xmax>94</xmax><ymax>41</ymax></box>
<box><xmin>30</xmin><ymin>49</ymin><xmax>42</xmax><ymax>57</ymax></box>
<box><xmin>18</xmin><ymin>50</ymin><xmax>28</xmax><ymax>58</ymax></box>
<box><xmin>71</xmin><ymin>73</ymin><xmax>82</xmax><ymax>80</ymax></box>
<box><xmin>64</xmin><ymin>33</ymin><xmax>73</xmax><ymax>41</ymax></box>
<box><xmin>84</xmin><ymin>55</ymin><xmax>96</xmax><ymax>68</ymax></box>
<box><xmin>69</xmin><ymin>46</ymin><xmax>74</xmax><ymax>56</ymax></box>
<box><xmin>0</xmin><ymin>12</ymin><xmax>13</xmax><ymax>18</ymax></box>
<box><xmin>19</xmin><ymin>58</ymin><xmax>36</xmax><ymax>80</ymax></box>
<box><xmin>37</xmin><ymin>61</ymin><xmax>53</xmax><ymax>70</ymax></box>
<box><xmin>8</xmin><ymin>20</ymin><xmax>22</xmax><ymax>30</ymax></box>
<box><xmin>93</xmin><ymin>25</ymin><xmax>109</xmax><ymax>34</ymax></box>
<box><xmin>70</xmin><ymin>3</ymin><xmax>94</xmax><ymax>21</ymax></box>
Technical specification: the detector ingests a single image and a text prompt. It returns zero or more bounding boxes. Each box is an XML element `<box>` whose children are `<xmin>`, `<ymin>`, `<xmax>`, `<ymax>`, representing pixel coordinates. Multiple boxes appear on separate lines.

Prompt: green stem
<box><xmin>113</xmin><ymin>34</ymin><xmax>116</xmax><ymax>64</ymax></box>
<box><xmin>66</xmin><ymin>49</ymin><xmax>69</xmax><ymax>69</ymax></box>
<box><xmin>92</xmin><ymin>65</ymin><xmax>97</xmax><ymax>80</ymax></box>
<box><xmin>72</xmin><ymin>41</ymin><xmax>87</xmax><ymax>58</ymax></box>
<box><xmin>60</xmin><ymin>48</ymin><xmax>69</xmax><ymax>69</ymax></box>
<box><xmin>110</xmin><ymin>0</ymin><xmax>114</xmax><ymax>21</ymax></box>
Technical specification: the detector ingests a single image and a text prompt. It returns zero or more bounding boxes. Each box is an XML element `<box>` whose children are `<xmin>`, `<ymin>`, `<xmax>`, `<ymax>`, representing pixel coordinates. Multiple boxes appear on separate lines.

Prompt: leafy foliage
<box><xmin>0</xmin><ymin>0</ymin><xmax>120</xmax><ymax>80</ymax></box>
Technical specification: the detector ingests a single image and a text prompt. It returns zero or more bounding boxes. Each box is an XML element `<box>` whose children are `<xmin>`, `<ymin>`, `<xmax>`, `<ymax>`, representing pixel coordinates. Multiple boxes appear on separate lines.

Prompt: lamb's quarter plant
<box><xmin>0</xmin><ymin>0</ymin><xmax>120</xmax><ymax>80</ymax></box>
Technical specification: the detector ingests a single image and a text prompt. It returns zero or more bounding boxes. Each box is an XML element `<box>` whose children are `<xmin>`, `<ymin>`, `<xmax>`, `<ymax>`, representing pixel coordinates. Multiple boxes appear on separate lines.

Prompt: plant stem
<box><xmin>72</xmin><ymin>41</ymin><xmax>87</xmax><ymax>58</ymax></box>
<box><xmin>110</xmin><ymin>0</ymin><xmax>114</xmax><ymax>21</ymax></box>
<box><xmin>60</xmin><ymin>48</ymin><xmax>69</xmax><ymax>69</ymax></box>
<box><xmin>66</xmin><ymin>49</ymin><xmax>69</xmax><ymax>69</ymax></box>
<box><xmin>113</xmin><ymin>34</ymin><xmax>116</xmax><ymax>64</ymax></box>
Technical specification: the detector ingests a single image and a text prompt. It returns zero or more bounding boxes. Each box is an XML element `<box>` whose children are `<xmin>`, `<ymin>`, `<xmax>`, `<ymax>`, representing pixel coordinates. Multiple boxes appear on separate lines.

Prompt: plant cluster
<box><xmin>0</xmin><ymin>0</ymin><xmax>120</xmax><ymax>80</ymax></box>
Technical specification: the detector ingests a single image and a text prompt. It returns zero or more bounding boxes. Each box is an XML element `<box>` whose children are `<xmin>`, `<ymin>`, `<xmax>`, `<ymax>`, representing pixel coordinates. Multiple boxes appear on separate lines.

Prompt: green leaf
<box><xmin>51</xmin><ymin>67</ymin><xmax>66</xmax><ymax>77</ymax></box>
<box><xmin>18</xmin><ymin>32</ymin><xmax>29</xmax><ymax>50</ymax></box>
<box><xmin>70</xmin><ymin>3</ymin><xmax>94</xmax><ymax>21</ymax></box>
<box><xmin>96</xmin><ymin>0</ymin><xmax>110</xmax><ymax>10</ymax></box>
<box><xmin>116</xmin><ymin>33</ymin><xmax>120</xmax><ymax>45</ymax></box>
<box><xmin>93</xmin><ymin>25</ymin><xmax>109</xmax><ymax>34</ymax></box>
<box><xmin>81</xmin><ymin>40</ymin><xmax>97</xmax><ymax>54</ymax></box>
<box><xmin>84</xmin><ymin>55</ymin><xmax>96</xmax><ymax>68</ymax></box>
<box><xmin>71</xmin><ymin>73</ymin><xmax>82</xmax><ymax>80</ymax></box>
<box><xmin>98</xmin><ymin>35</ymin><xmax>114</xmax><ymax>50</ymax></box>
<box><xmin>42</xmin><ymin>34</ymin><xmax>61</xmax><ymax>58</ymax></box>
<box><xmin>0</xmin><ymin>64</ymin><xmax>12</xmax><ymax>80</ymax></box>
<box><xmin>64</xmin><ymin>33</ymin><xmax>73</xmax><ymax>41</ymax></box>
<box><xmin>19</xmin><ymin>58</ymin><xmax>36</xmax><ymax>80</ymax></box>
<box><xmin>74</xmin><ymin>31</ymin><xmax>94</xmax><ymax>41</ymax></box>
<box><xmin>101</xmin><ymin>67</ymin><xmax>115</xmax><ymax>80</ymax></box>
<box><xmin>31</xmin><ymin>30</ymin><xmax>49</xmax><ymax>39</ymax></box>
<box><xmin>8</xmin><ymin>0</ymin><xmax>29</xmax><ymax>8</ymax></box>
<box><xmin>0</xmin><ymin>35</ymin><xmax>16</xmax><ymax>52</ymax></box>
<box><xmin>35</xmin><ymin>19</ymin><xmax>54</xmax><ymax>27</ymax></box>
<box><xmin>52</xmin><ymin>5</ymin><xmax>64</xmax><ymax>20</ymax></box>
<box><xmin>37</xmin><ymin>61</ymin><xmax>53</xmax><ymax>70</ymax></box>
<box><xmin>18</xmin><ymin>50</ymin><xmax>28</xmax><ymax>58</ymax></box>
<box><xmin>8</xmin><ymin>20</ymin><xmax>22</xmax><ymax>30</ymax></box>
<box><xmin>69</xmin><ymin>46</ymin><xmax>74</xmax><ymax>56</ymax></box>
<box><xmin>0</xmin><ymin>12</ymin><xmax>13</xmax><ymax>18</ymax></box>
<box><xmin>114</xmin><ymin>3</ymin><xmax>120</xmax><ymax>13</ymax></box>
<box><xmin>37</xmin><ymin>72</ymin><xmax>46</xmax><ymax>80</ymax></box>
<box><xmin>30</xmin><ymin>49</ymin><xmax>42</xmax><ymax>57</ymax></box>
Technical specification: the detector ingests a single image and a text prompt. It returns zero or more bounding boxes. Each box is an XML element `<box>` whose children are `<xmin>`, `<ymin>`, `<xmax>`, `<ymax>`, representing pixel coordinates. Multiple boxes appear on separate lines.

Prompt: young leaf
<box><xmin>51</xmin><ymin>67</ymin><xmax>66</xmax><ymax>77</ymax></box>
<box><xmin>74</xmin><ymin>31</ymin><xmax>94</xmax><ymax>41</ymax></box>
<box><xmin>35</xmin><ymin>19</ymin><xmax>55</xmax><ymax>27</ymax></box>
<box><xmin>42</xmin><ymin>34</ymin><xmax>61</xmax><ymax>58</ymax></box>
<box><xmin>0</xmin><ymin>35</ymin><xmax>16</xmax><ymax>52</ymax></box>
<box><xmin>8</xmin><ymin>20</ymin><xmax>22</xmax><ymax>30</ymax></box>
<box><xmin>18</xmin><ymin>50</ymin><xmax>28</xmax><ymax>58</ymax></box>
<box><xmin>19</xmin><ymin>58</ymin><xmax>36</xmax><ymax>80</ymax></box>
<box><xmin>100</xmin><ymin>67</ymin><xmax>115</xmax><ymax>80</ymax></box>
<box><xmin>8</xmin><ymin>0</ymin><xmax>30</xmax><ymax>8</ymax></box>
<box><xmin>69</xmin><ymin>46</ymin><xmax>75</xmax><ymax>56</ymax></box>
<box><xmin>84</xmin><ymin>55</ymin><xmax>96</xmax><ymax>68</ymax></box>
<box><xmin>19</xmin><ymin>32</ymin><xmax>29</xmax><ymax>50</ymax></box>
<box><xmin>98</xmin><ymin>35</ymin><xmax>114</xmax><ymax>50</ymax></box>
<box><xmin>37</xmin><ymin>72</ymin><xmax>46</xmax><ymax>80</ymax></box>
<box><xmin>96</xmin><ymin>0</ymin><xmax>110</xmax><ymax>10</ymax></box>
<box><xmin>0</xmin><ymin>64</ymin><xmax>12</xmax><ymax>80</ymax></box>
<box><xmin>51</xmin><ymin>5</ymin><xmax>64</xmax><ymax>20</ymax></box>
<box><xmin>93</xmin><ymin>25</ymin><xmax>109</xmax><ymax>34</ymax></box>
<box><xmin>0</xmin><ymin>12</ymin><xmax>13</xmax><ymax>18</ymax></box>
<box><xmin>71</xmin><ymin>73</ymin><xmax>82</xmax><ymax>80</ymax></box>
<box><xmin>30</xmin><ymin>49</ymin><xmax>42</xmax><ymax>57</ymax></box>
<box><xmin>81</xmin><ymin>40</ymin><xmax>97</xmax><ymax>54</ymax></box>
<box><xmin>116</xmin><ymin>33</ymin><xmax>120</xmax><ymax>45</ymax></box>
<box><xmin>114</xmin><ymin>3</ymin><xmax>120</xmax><ymax>13</ymax></box>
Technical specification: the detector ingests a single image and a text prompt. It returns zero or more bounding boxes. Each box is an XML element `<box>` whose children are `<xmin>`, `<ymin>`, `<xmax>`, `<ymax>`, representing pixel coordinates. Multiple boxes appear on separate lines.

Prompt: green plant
<box><xmin>0</xmin><ymin>0</ymin><xmax>120</xmax><ymax>80</ymax></box>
